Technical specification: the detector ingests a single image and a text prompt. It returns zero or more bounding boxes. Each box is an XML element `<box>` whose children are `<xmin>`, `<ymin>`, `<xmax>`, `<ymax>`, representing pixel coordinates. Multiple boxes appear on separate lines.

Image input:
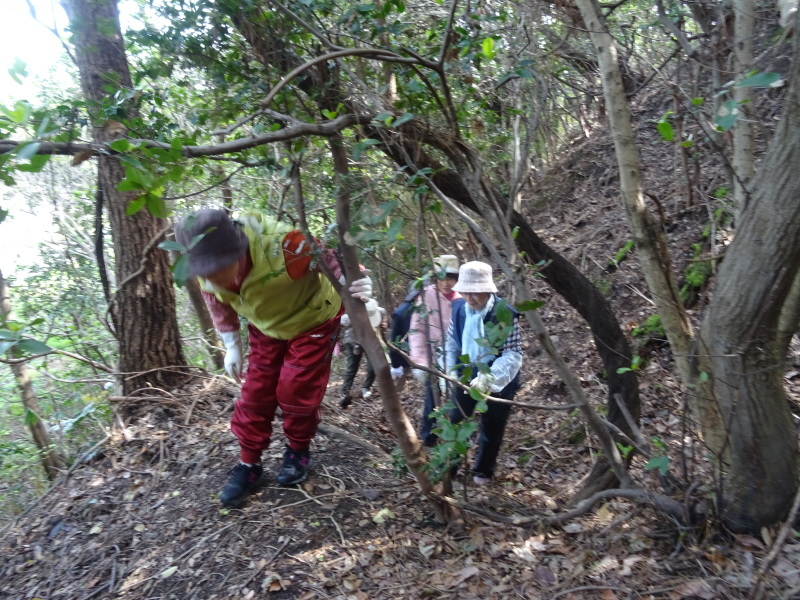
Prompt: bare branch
<box><xmin>0</xmin><ymin>112</ymin><xmax>376</xmax><ymax>158</ymax></box>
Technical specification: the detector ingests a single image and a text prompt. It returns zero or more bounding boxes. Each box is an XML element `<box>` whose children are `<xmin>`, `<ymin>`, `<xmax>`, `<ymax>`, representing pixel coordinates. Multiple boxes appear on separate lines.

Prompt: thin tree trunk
<box><xmin>0</xmin><ymin>270</ymin><xmax>65</xmax><ymax>481</ymax></box>
<box><xmin>573</xmin><ymin>0</ymin><xmax>693</xmax><ymax>384</ymax></box>
<box><xmin>732</xmin><ymin>0</ymin><xmax>755</xmax><ymax>222</ymax></box>
<box><xmin>62</xmin><ymin>0</ymin><xmax>186</xmax><ymax>398</ymax></box>
<box><xmin>327</xmin><ymin>135</ymin><xmax>462</xmax><ymax>527</ymax></box>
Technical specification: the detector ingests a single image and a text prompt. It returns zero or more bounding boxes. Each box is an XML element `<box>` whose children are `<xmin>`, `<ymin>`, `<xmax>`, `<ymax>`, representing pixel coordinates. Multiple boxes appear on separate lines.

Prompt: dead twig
<box><xmin>751</xmin><ymin>479</ymin><xmax>800</xmax><ymax>600</ymax></box>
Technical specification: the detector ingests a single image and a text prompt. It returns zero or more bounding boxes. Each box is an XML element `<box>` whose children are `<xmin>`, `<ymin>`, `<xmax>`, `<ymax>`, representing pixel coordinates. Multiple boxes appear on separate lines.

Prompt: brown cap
<box><xmin>175</xmin><ymin>209</ymin><xmax>249</xmax><ymax>277</ymax></box>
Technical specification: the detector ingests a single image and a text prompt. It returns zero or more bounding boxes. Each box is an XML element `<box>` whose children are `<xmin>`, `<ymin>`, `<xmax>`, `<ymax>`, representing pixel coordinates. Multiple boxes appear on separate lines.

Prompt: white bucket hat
<box><xmin>452</xmin><ymin>261</ymin><xmax>497</xmax><ymax>294</ymax></box>
<box><xmin>433</xmin><ymin>254</ymin><xmax>460</xmax><ymax>276</ymax></box>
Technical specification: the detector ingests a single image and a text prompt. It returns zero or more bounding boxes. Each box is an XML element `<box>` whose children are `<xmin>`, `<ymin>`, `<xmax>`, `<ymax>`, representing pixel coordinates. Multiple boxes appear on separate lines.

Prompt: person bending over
<box><xmin>176</xmin><ymin>208</ymin><xmax>372</xmax><ymax>506</ymax></box>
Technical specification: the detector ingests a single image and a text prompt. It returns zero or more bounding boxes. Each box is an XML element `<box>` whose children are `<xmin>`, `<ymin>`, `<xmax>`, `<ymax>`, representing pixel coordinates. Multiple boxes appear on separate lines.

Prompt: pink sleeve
<box><xmin>408</xmin><ymin>299</ymin><xmax>428</xmax><ymax>367</ymax></box>
<box><xmin>320</xmin><ymin>248</ymin><xmax>343</xmax><ymax>282</ymax></box>
<box><xmin>200</xmin><ymin>289</ymin><xmax>240</xmax><ymax>333</ymax></box>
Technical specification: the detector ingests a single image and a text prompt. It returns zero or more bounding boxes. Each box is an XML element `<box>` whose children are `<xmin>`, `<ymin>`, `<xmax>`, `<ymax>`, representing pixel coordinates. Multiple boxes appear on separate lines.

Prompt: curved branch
<box><xmin>0</xmin><ymin>112</ymin><xmax>376</xmax><ymax>158</ymax></box>
<box><xmin>0</xmin><ymin>348</ymin><xmax>114</xmax><ymax>372</ymax></box>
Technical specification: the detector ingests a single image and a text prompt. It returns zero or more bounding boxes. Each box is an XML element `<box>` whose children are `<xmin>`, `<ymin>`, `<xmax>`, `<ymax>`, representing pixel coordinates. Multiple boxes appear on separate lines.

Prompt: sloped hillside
<box><xmin>3</xmin><ymin>53</ymin><xmax>800</xmax><ymax>597</ymax></box>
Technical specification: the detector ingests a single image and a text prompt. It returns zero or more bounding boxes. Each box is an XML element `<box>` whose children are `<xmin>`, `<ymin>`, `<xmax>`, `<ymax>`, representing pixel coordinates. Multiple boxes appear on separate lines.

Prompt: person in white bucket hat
<box><xmin>445</xmin><ymin>261</ymin><xmax>523</xmax><ymax>485</ymax></box>
<box><xmin>408</xmin><ymin>254</ymin><xmax>462</xmax><ymax>446</ymax></box>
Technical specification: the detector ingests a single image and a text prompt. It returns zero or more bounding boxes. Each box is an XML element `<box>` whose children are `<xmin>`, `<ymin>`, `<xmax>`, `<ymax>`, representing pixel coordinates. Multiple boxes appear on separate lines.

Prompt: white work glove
<box><xmin>470</xmin><ymin>372</ymin><xmax>495</xmax><ymax>394</ymax></box>
<box><xmin>365</xmin><ymin>299</ymin><xmax>382</xmax><ymax>328</ymax></box>
<box><xmin>348</xmin><ymin>276</ymin><xmax>373</xmax><ymax>303</ymax></box>
<box><xmin>340</xmin><ymin>313</ymin><xmax>351</xmax><ymax>327</ymax></box>
<box><xmin>218</xmin><ymin>330</ymin><xmax>244</xmax><ymax>383</ymax></box>
<box><xmin>413</xmin><ymin>368</ymin><xmax>428</xmax><ymax>383</ymax></box>
<box><xmin>390</xmin><ymin>366</ymin><xmax>405</xmax><ymax>381</ymax></box>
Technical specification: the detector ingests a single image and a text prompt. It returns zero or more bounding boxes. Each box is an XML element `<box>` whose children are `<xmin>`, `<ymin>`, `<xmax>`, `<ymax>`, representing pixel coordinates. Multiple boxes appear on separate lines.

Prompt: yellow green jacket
<box><xmin>199</xmin><ymin>213</ymin><xmax>341</xmax><ymax>339</ymax></box>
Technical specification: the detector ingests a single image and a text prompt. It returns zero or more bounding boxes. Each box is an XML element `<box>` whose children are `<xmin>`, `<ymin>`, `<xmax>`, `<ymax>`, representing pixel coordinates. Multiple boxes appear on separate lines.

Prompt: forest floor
<box><xmin>3</xmin><ymin>77</ymin><xmax>800</xmax><ymax>599</ymax></box>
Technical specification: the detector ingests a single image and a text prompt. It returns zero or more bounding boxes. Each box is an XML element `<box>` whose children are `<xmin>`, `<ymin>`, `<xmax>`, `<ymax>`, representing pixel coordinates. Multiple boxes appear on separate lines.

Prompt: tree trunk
<box><xmin>0</xmin><ymin>271</ymin><xmax>65</xmax><ymax>481</ymax></box>
<box><xmin>62</xmin><ymin>0</ymin><xmax>186</xmax><ymax>398</ymax></box>
<box><xmin>327</xmin><ymin>136</ymin><xmax>463</xmax><ymax>527</ymax></box>
<box><xmin>573</xmin><ymin>0</ymin><xmax>693</xmax><ymax>384</ymax></box>
<box><xmin>693</xmin><ymin>19</ymin><xmax>800</xmax><ymax>530</ymax></box>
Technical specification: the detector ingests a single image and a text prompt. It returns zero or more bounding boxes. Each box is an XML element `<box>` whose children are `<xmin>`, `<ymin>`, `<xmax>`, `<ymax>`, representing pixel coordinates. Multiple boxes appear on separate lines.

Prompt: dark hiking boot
<box><xmin>220</xmin><ymin>462</ymin><xmax>263</xmax><ymax>507</ymax></box>
<box><xmin>276</xmin><ymin>446</ymin><xmax>312</xmax><ymax>485</ymax></box>
<box><xmin>339</xmin><ymin>394</ymin><xmax>353</xmax><ymax>409</ymax></box>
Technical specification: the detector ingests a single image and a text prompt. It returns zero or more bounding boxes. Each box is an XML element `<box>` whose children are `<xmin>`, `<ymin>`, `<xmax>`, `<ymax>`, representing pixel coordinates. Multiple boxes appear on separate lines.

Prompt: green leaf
<box><xmin>481</xmin><ymin>37</ymin><xmax>496</xmax><ymax>59</ymax></box>
<box><xmin>699</xmin><ymin>371</ymin><xmax>709</xmax><ymax>383</ymax></box>
<box><xmin>514</xmin><ymin>300</ymin><xmax>545</xmax><ymax>312</ymax></box>
<box><xmin>158</xmin><ymin>240</ymin><xmax>185</xmax><ymax>252</ymax></box>
<box><xmin>469</xmin><ymin>386</ymin><xmax>485</xmax><ymax>401</ymax></box>
<box><xmin>0</xmin><ymin>330</ymin><xmax>18</xmax><ymax>340</ymax></box>
<box><xmin>362</xmin><ymin>200</ymin><xmax>398</xmax><ymax>225</ymax></box>
<box><xmin>0</xmin><ymin>208</ymin><xmax>7</xmax><ymax>224</ymax></box>
<box><xmin>0</xmin><ymin>340</ymin><xmax>16</xmax><ymax>354</ymax></box>
<box><xmin>385</xmin><ymin>218</ymin><xmax>404</xmax><ymax>241</ymax></box>
<box><xmin>117</xmin><ymin>179</ymin><xmax>144</xmax><ymax>192</ymax></box>
<box><xmin>126</xmin><ymin>196</ymin><xmax>147</xmax><ymax>215</ymax></box>
<box><xmin>321</xmin><ymin>109</ymin><xmax>337</xmax><ymax>119</ymax></box>
<box><xmin>456</xmin><ymin>420</ymin><xmax>478</xmax><ymax>442</ymax></box>
<box><xmin>24</xmin><ymin>408</ymin><xmax>40</xmax><ymax>427</ymax></box>
<box><xmin>691</xmin><ymin>97</ymin><xmax>704</xmax><ymax>106</ymax></box>
<box><xmin>109</xmin><ymin>138</ymin><xmax>130</xmax><ymax>152</ymax></box>
<box><xmin>352</xmin><ymin>138</ymin><xmax>381</xmax><ymax>160</ymax></box>
<box><xmin>735</xmin><ymin>71</ymin><xmax>782</xmax><ymax>88</ymax></box>
<box><xmin>644</xmin><ymin>455</ymin><xmax>670</xmax><ymax>475</ymax></box>
<box><xmin>16</xmin><ymin>154</ymin><xmax>50</xmax><ymax>173</ymax></box>
<box><xmin>392</xmin><ymin>113</ymin><xmax>415</xmax><ymax>127</ymax></box>
<box><xmin>15</xmin><ymin>142</ymin><xmax>41</xmax><ymax>161</ymax></box>
<box><xmin>714</xmin><ymin>100</ymin><xmax>739</xmax><ymax>131</ymax></box>
<box><xmin>8</xmin><ymin>58</ymin><xmax>28</xmax><ymax>84</ymax></box>
<box><xmin>172</xmin><ymin>254</ymin><xmax>190</xmax><ymax>286</ymax></box>
<box><xmin>656</xmin><ymin>121</ymin><xmax>674</xmax><ymax>142</ymax></box>
<box><xmin>146</xmin><ymin>193</ymin><xmax>168</xmax><ymax>219</ymax></box>
<box><xmin>15</xmin><ymin>338</ymin><xmax>52</xmax><ymax>354</ymax></box>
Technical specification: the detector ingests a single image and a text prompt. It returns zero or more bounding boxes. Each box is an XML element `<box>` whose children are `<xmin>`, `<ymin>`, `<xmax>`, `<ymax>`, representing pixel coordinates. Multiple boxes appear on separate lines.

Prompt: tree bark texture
<box><xmin>693</xmin><ymin>15</ymin><xmax>800</xmax><ymax>530</ymax></box>
<box><xmin>0</xmin><ymin>271</ymin><xmax>66</xmax><ymax>481</ymax></box>
<box><xmin>573</xmin><ymin>0</ymin><xmax>693</xmax><ymax>384</ymax></box>
<box><xmin>62</xmin><ymin>0</ymin><xmax>186</xmax><ymax>396</ymax></box>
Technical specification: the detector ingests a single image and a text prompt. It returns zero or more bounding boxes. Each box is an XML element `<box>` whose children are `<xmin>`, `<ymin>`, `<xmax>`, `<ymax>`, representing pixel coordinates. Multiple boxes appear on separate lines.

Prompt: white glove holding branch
<box><xmin>470</xmin><ymin>372</ymin><xmax>495</xmax><ymax>394</ymax></box>
<box><xmin>348</xmin><ymin>275</ymin><xmax>373</xmax><ymax>303</ymax></box>
<box><xmin>218</xmin><ymin>330</ymin><xmax>244</xmax><ymax>383</ymax></box>
<box><xmin>390</xmin><ymin>366</ymin><xmax>405</xmax><ymax>380</ymax></box>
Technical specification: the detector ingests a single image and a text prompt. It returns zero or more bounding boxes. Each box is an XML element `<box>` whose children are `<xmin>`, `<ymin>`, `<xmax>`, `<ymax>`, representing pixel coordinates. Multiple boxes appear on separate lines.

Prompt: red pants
<box><xmin>232</xmin><ymin>316</ymin><xmax>341</xmax><ymax>464</ymax></box>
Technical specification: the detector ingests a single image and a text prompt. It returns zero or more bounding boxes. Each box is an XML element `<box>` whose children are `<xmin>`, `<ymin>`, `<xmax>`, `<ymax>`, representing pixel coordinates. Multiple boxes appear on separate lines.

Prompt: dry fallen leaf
<box><xmin>71</xmin><ymin>150</ymin><xmax>96</xmax><ymax>166</ymax></box>
<box><xmin>159</xmin><ymin>566</ymin><xmax>178</xmax><ymax>579</ymax></box>
<box><xmin>102</xmin><ymin>119</ymin><xmax>128</xmax><ymax>139</ymax></box>
<box><xmin>446</xmin><ymin>565</ymin><xmax>479</xmax><ymax>588</ymax></box>
<box><xmin>372</xmin><ymin>508</ymin><xmax>395</xmax><ymax>524</ymax></box>
<box><xmin>668</xmin><ymin>578</ymin><xmax>716</xmax><ymax>599</ymax></box>
<box><xmin>419</xmin><ymin>542</ymin><xmax>437</xmax><ymax>559</ymax></box>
